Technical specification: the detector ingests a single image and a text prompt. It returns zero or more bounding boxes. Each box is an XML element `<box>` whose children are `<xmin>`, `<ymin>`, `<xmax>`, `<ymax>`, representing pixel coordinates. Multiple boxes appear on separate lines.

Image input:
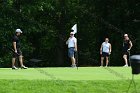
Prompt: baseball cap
<box><xmin>16</xmin><ymin>29</ymin><xmax>22</xmax><ymax>33</ymax></box>
<box><xmin>124</xmin><ymin>34</ymin><xmax>128</xmax><ymax>37</ymax></box>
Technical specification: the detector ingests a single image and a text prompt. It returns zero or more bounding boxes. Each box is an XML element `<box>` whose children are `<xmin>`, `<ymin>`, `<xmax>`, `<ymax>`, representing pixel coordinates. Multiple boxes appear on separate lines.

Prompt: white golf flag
<box><xmin>71</xmin><ymin>24</ymin><xmax>77</xmax><ymax>34</ymax></box>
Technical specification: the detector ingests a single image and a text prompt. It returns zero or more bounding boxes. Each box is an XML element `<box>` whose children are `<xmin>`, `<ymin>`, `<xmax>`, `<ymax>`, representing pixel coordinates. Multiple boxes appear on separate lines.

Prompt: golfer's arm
<box><xmin>66</xmin><ymin>38</ymin><xmax>70</xmax><ymax>45</ymax></box>
<box><xmin>66</xmin><ymin>40</ymin><xmax>68</xmax><ymax>45</ymax></box>
<box><xmin>13</xmin><ymin>42</ymin><xmax>17</xmax><ymax>51</ymax></box>
<box><xmin>129</xmin><ymin>41</ymin><xmax>133</xmax><ymax>50</ymax></box>
<box><xmin>100</xmin><ymin>45</ymin><xmax>103</xmax><ymax>53</ymax></box>
<box><xmin>109</xmin><ymin>44</ymin><xmax>112</xmax><ymax>53</ymax></box>
<box><xmin>74</xmin><ymin>42</ymin><xmax>77</xmax><ymax>51</ymax></box>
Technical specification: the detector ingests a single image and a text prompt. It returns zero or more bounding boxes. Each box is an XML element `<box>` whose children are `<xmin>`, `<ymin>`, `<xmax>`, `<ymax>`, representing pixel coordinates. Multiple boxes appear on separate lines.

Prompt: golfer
<box><xmin>12</xmin><ymin>29</ymin><xmax>28</xmax><ymax>69</ymax></box>
<box><xmin>100</xmin><ymin>38</ymin><xmax>112</xmax><ymax>67</ymax></box>
<box><xmin>123</xmin><ymin>34</ymin><xmax>133</xmax><ymax>67</ymax></box>
<box><xmin>66</xmin><ymin>32</ymin><xmax>77</xmax><ymax>67</ymax></box>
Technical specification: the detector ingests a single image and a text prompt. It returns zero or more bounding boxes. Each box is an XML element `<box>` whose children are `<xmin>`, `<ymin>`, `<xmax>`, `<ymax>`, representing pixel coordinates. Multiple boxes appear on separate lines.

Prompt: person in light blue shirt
<box><xmin>100</xmin><ymin>38</ymin><xmax>112</xmax><ymax>67</ymax></box>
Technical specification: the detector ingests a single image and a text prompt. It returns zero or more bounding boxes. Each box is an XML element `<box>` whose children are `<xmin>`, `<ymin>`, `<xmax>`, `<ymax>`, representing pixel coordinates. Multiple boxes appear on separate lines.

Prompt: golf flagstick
<box><xmin>76</xmin><ymin>33</ymin><xmax>78</xmax><ymax>70</ymax></box>
<box><xmin>71</xmin><ymin>24</ymin><xmax>78</xmax><ymax>70</ymax></box>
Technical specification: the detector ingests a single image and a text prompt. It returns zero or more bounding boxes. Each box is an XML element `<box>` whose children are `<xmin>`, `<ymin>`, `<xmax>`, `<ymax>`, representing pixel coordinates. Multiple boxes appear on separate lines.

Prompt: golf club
<box><xmin>3</xmin><ymin>45</ymin><xmax>43</xmax><ymax>68</ymax></box>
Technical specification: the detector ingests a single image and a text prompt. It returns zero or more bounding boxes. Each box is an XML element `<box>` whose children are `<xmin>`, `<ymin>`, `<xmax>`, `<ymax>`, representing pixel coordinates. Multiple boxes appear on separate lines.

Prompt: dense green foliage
<box><xmin>0</xmin><ymin>0</ymin><xmax>139</xmax><ymax>67</ymax></box>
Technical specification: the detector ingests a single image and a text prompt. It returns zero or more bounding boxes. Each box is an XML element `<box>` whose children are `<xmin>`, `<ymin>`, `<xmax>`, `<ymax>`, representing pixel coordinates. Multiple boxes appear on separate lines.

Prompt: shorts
<box><xmin>68</xmin><ymin>47</ymin><xmax>75</xmax><ymax>58</ymax></box>
<box><xmin>123</xmin><ymin>51</ymin><xmax>129</xmax><ymax>55</ymax></box>
<box><xmin>101</xmin><ymin>52</ymin><xmax>109</xmax><ymax>57</ymax></box>
<box><xmin>12</xmin><ymin>48</ymin><xmax>22</xmax><ymax>58</ymax></box>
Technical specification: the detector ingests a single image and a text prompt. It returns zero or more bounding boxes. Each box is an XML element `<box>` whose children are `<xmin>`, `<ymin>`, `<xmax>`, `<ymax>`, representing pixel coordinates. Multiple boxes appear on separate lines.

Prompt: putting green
<box><xmin>0</xmin><ymin>67</ymin><xmax>139</xmax><ymax>80</ymax></box>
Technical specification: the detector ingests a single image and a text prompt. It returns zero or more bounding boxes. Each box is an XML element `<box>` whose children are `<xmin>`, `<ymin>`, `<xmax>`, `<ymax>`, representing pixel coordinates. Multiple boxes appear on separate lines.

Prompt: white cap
<box><xmin>124</xmin><ymin>34</ymin><xmax>128</xmax><ymax>37</ymax></box>
<box><xmin>70</xmin><ymin>32</ymin><xmax>74</xmax><ymax>35</ymax></box>
<box><xmin>16</xmin><ymin>29</ymin><xmax>22</xmax><ymax>33</ymax></box>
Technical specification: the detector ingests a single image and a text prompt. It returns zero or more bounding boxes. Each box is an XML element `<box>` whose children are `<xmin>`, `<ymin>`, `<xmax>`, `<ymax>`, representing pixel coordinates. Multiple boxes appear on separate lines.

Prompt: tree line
<box><xmin>0</xmin><ymin>0</ymin><xmax>139</xmax><ymax>67</ymax></box>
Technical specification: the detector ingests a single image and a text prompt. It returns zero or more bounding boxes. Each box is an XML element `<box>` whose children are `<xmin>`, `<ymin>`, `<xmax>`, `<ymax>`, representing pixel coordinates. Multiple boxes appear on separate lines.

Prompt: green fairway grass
<box><xmin>0</xmin><ymin>67</ymin><xmax>140</xmax><ymax>93</ymax></box>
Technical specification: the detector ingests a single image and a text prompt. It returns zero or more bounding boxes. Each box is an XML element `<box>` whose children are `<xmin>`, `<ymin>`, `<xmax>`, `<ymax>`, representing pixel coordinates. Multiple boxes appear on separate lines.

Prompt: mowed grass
<box><xmin>0</xmin><ymin>67</ymin><xmax>140</xmax><ymax>93</ymax></box>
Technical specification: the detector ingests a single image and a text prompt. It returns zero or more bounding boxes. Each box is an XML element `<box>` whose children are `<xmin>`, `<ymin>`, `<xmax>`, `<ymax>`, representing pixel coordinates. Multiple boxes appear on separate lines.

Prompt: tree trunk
<box><xmin>55</xmin><ymin>0</ymin><xmax>66</xmax><ymax>66</ymax></box>
<box><xmin>13</xmin><ymin>0</ymin><xmax>21</xmax><ymax>12</ymax></box>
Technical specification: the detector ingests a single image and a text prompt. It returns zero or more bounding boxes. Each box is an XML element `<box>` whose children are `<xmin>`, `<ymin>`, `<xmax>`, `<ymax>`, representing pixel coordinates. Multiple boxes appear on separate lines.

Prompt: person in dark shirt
<box><xmin>12</xmin><ymin>29</ymin><xmax>28</xmax><ymax>69</ymax></box>
<box><xmin>123</xmin><ymin>34</ymin><xmax>133</xmax><ymax>67</ymax></box>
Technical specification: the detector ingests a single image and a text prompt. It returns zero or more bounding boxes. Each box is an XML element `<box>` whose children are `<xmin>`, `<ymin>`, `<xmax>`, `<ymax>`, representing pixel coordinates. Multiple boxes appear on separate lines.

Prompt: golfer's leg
<box><xmin>106</xmin><ymin>57</ymin><xmax>109</xmax><ymax>66</ymax></box>
<box><xmin>71</xmin><ymin>57</ymin><xmax>76</xmax><ymax>65</ymax></box>
<box><xmin>12</xmin><ymin>58</ymin><xmax>16</xmax><ymax>67</ymax></box>
<box><xmin>19</xmin><ymin>55</ymin><xmax>28</xmax><ymax>69</ymax></box>
<box><xmin>19</xmin><ymin>55</ymin><xmax>24</xmax><ymax>67</ymax></box>
<box><xmin>123</xmin><ymin>55</ymin><xmax>128</xmax><ymax>66</ymax></box>
<box><xmin>101</xmin><ymin>57</ymin><xmax>104</xmax><ymax>66</ymax></box>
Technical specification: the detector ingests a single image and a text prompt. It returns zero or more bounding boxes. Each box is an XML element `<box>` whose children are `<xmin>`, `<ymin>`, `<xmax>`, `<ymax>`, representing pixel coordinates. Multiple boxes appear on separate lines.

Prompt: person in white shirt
<box><xmin>100</xmin><ymin>38</ymin><xmax>112</xmax><ymax>67</ymax></box>
<box><xmin>66</xmin><ymin>32</ymin><xmax>77</xmax><ymax>67</ymax></box>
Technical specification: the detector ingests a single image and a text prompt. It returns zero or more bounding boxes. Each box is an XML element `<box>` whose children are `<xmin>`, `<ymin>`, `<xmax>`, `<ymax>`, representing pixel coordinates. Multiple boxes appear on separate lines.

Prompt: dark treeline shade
<box><xmin>0</xmin><ymin>0</ymin><xmax>139</xmax><ymax>67</ymax></box>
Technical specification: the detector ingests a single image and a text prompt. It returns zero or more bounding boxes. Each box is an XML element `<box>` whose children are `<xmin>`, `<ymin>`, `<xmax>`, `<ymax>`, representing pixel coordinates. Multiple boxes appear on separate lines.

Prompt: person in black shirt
<box><xmin>123</xmin><ymin>34</ymin><xmax>133</xmax><ymax>67</ymax></box>
<box><xmin>12</xmin><ymin>29</ymin><xmax>28</xmax><ymax>69</ymax></box>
